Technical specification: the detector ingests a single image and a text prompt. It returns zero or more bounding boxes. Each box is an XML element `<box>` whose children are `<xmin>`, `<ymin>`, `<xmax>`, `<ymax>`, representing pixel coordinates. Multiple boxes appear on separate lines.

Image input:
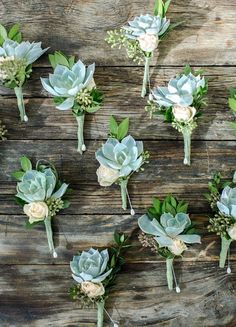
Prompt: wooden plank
<box><xmin>0</xmin><ymin>262</ymin><xmax>236</xmax><ymax>326</ymax></box>
<box><xmin>0</xmin><ymin>140</ymin><xmax>235</xmax><ymax>214</ymax></box>
<box><xmin>0</xmin><ymin>214</ymin><xmax>236</xmax><ymax>264</ymax></box>
<box><xmin>0</xmin><ymin>1</ymin><xmax>235</xmax><ymax>66</ymax></box>
<box><xmin>0</xmin><ymin>66</ymin><xmax>235</xmax><ymax>141</ymax></box>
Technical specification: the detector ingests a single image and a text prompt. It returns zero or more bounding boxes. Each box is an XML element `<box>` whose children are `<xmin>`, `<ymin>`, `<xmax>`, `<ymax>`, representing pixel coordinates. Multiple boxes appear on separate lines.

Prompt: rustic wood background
<box><xmin>0</xmin><ymin>0</ymin><xmax>236</xmax><ymax>326</ymax></box>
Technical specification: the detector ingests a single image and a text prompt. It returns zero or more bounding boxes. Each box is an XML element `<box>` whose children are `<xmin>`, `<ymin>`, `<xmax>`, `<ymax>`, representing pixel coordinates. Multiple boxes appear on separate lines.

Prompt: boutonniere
<box><xmin>0</xmin><ymin>23</ymin><xmax>48</xmax><ymax>122</ymax></box>
<box><xmin>13</xmin><ymin>156</ymin><xmax>70</xmax><ymax>258</ymax></box>
<box><xmin>205</xmin><ymin>172</ymin><xmax>236</xmax><ymax>273</ymax></box>
<box><xmin>138</xmin><ymin>195</ymin><xmax>201</xmax><ymax>292</ymax></box>
<box><xmin>41</xmin><ymin>51</ymin><xmax>103</xmax><ymax>154</ymax></box>
<box><xmin>69</xmin><ymin>232</ymin><xmax>130</xmax><ymax>327</ymax></box>
<box><xmin>95</xmin><ymin>116</ymin><xmax>149</xmax><ymax>215</ymax></box>
<box><xmin>229</xmin><ymin>88</ymin><xmax>236</xmax><ymax>131</ymax></box>
<box><xmin>146</xmin><ymin>65</ymin><xmax>208</xmax><ymax>165</ymax></box>
<box><xmin>105</xmin><ymin>0</ymin><xmax>181</xmax><ymax>97</ymax></box>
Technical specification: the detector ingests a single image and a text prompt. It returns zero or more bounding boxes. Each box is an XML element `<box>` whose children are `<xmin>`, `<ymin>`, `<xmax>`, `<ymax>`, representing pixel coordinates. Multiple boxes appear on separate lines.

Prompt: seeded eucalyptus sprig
<box><xmin>69</xmin><ymin>232</ymin><xmax>130</xmax><ymax>327</ymax></box>
<box><xmin>41</xmin><ymin>51</ymin><xmax>103</xmax><ymax>154</ymax></box>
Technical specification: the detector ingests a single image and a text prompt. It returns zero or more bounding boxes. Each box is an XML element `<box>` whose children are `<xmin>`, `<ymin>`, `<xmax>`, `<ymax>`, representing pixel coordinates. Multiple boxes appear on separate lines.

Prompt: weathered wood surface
<box><xmin>1</xmin><ymin>0</ymin><xmax>236</xmax><ymax>326</ymax></box>
<box><xmin>0</xmin><ymin>0</ymin><xmax>236</xmax><ymax>66</ymax></box>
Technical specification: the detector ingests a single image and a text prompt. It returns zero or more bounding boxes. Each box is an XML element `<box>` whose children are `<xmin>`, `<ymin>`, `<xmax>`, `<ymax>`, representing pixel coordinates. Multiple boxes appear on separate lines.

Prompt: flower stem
<box><xmin>97</xmin><ymin>301</ymin><xmax>105</xmax><ymax>327</ymax></box>
<box><xmin>166</xmin><ymin>258</ymin><xmax>174</xmax><ymax>290</ymax></box>
<box><xmin>141</xmin><ymin>56</ymin><xmax>151</xmax><ymax>98</ymax></box>
<box><xmin>182</xmin><ymin>127</ymin><xmax>192</xmax><ymax>166</ymax></box>
<box><xmin>44</xmin><ymin>215</ymin><xmax>57</xmax><ymax>258</ymax></box>
<box><xmin>120</xmin><ymin>179</ymin><xmax>128</xmax><ymax>210</ymax></box>
<box><xmin>219</xmin><ymin>236</ymin><xmax>232</xmax><ymax>268</ymax></box>
<box><xmin>75</xmin><ymin>114</ymin><xmax>86</xmax><ymax>154</ymax></box>
<box><xmin>14</xmin><ymin>86</ymin><xmax>28</xmax><ymax>122</ymax></box>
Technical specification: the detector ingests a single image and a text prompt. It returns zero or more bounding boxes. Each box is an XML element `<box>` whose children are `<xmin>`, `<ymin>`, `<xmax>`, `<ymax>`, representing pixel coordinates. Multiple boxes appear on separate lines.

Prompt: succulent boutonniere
<box><xmin>146</xmin><ymin>65</ymin><xmax>208</xmax><ymax>165</ymax></box>
<box><xmin>205</xmin><ymin>172</ymin><xmax>236</xmax><ymax>273</ymax></box>
<box><xmin>228</xmin><ymin>88</ymin><xmax>236</xmax><ymax>131</ymax></box>
<box><xmin>0</xmin><ymin>23</ymin><xmax>48</xmax><ymax>122</ymax></box>
<box><xmin>138</xmin><ymin>195</ymin><xmax>201</xmax><ymax>292</ymax></box>
<box><xmin>69</xmin><ymin>232</ymin><xmax>130</xmax><ymax>327</ymax></box>
<box><xmin>105</xmin><ymin>0</ymin><xmax>181</xmax><ymax>97</ymax></box>
<box><xmin>95</xmin><ymin>116</ymin><xmax>149</xmax><ymax>215</ymax></box>
<box><xmin>41</xmin><ymin>51</ymin><xmax>103</xmax><ymax>154</ymax></box>
<box><xmin>12</xmin><ymin>156</ymin><xmax>70</xmax><ymax>258</ymax></box>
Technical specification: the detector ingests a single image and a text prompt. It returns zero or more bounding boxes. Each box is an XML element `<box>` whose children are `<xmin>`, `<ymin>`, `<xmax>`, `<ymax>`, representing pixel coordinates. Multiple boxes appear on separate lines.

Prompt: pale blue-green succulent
<box><xmin>0</xmin><ymin>39</ymin><xmax>48</xmax><ymax>65</ymax></box>
<box><xmin>217</xmin><ymin>186</ymin><xmax>236</xmax><ymax>219</ymax></box>
<box><xmin>124</xmin><ymin>14</ymin><xmax>170</xmax><ymax>39</ymax></box>
<box><xmin>70</xmin><ymin>248</ymin><xmax>112</xmax><ymax>283</ymax></box>
<box><xmin>16</xmin><ymin>168</ymin><xmax>68</xmax><ymax>203</ymax></box>
<box><xmin>95</xmin><ymin>135</ymin><xmax>144</xmax><ymax>177</ymax></box>
<box><xmin>41</xmin><ymin>60</ymin><xmax>95</xmax><ymax>110</ymax></box>
<box><xmin>151</xmin><ymin>73</ymin><xmax>206</xmax><ymax>107</ymax></box>
<box><xmin>138</xmin><ymin>212</ymin><xmax>201</xmax><ymax>248</ymax></box>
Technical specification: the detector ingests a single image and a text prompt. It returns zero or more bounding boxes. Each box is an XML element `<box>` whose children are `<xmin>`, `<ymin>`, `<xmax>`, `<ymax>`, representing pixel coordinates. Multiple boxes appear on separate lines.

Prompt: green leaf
<box><xmin>153</xmin><ymin>198</ymin><xmax>161</xmax><ymax>214</ymax></box>
<box><xmin>0</xmin><ymin>35</ymin><xmax>4</xmax><ymax>46</ymax></box>
<box><xmin>48</xmin><ymin>54</ymin><xmax>56</xmax><ymax>69</ymax></box>
<box><xmin>114</xmin><ymin>231</ymin><xmax>120</xmax><ymax>245</ymax></box>
<box><xmin>12</xmin><ymin>171</ymin><xmax>25</xmax><ymax>180</ymax></box>
<box><xmin>110</xmin><ymin>254</ymin><xmax>116</xmax><ymax>267</ymax></box>
<box><xmin>0</xmin><ymin>24</ymin><xmax>8</xmax><ymax>41</ymax></box>
<box><xmin>109</xmin><ymin>116</ymin><xmax>118</xmax><ymax>136</ymax></box>
<box><xmin>14</xmin><ymin>196</ymin><xmax>26</xmax><ymax>207</ymax></box>
<box><xmin>170</xmin><ymin>196</ymin><xmax>177</xmax><ymax>208</ymax></box>
<box><xmin>62</xmin><ymin>199</ymin><xmax>70</xmax><ymax>209</ymax></box>
<box><xmin>177</xmin><ymin>201</ymin><xmax>188</xmax><ymax>213</ymax></box>
<box><xmin>117</xmin><ymin>117</ymin><xmax>129</xmax><ymax>140</ymax></box>
<box><xmin>13</xmin><ymin>32</ymin><xmax>22</xmax><ymax>43</ymax></box>
<box><xmin>165</xmin><ymin>202</ymin><xmax>176</xmax><ymax>215</ymax></box>
<box><xmin>20</xmin><ymin>156</ymin><xmax>32</xmax><ymax>172</ymax></box>
<box><xmin>8</xmin><ymin>23</ymin><xmax>20</xmax><ymax>39</ymax></box>
<box><xmin>54</xmin><ymin>51</ymin><xmax>69</xmax><ymax>67</ymax></box>
<box><xmin>229</xmin><ymin>98</ymin><xmax>236</xmax><ymax>111</ymax></box>
<box><xmin>164</xmin><ymin>0</ymin><xmax>172</xmax><ymax>15</ymax></box>
<box><xmin>68</xmin><ymin>56</ymin><xmax>75</xmax><ymax>68</ymax></box>
<box><xmin>154</xmin><ymin>0</ymin><xmax>164</xmax><ymax>17</ymax></box>
<box><xmin>120</xmin><ymin>234</ymin><xmax>125</xmax><ymax>243</ymax></box>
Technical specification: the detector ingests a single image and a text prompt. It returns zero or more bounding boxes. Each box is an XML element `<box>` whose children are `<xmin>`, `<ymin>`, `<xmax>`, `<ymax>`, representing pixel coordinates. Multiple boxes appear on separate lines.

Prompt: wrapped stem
<box><xmin>76</xmin><ymin>114</ymin><xmax>86</xmax><ymax>154</ymax></box>
<box><xmin>166</xmin><ymin>258</ymin><xmax>174</xmax><ymax>290</ymax></box>
<box><xmin>44</xmin><ymin>215</ymin><xmax>57</xmax><ymax>258</ymax></box>
<box><xmin>97</xmin><ymin>301</ymin><xmax>105</xmax><ymax>327</ymax></box>
<box><xmin>219</xmin><ymin>236</ymin><xmax>232</xmax><ymax>268</ymax></box>
<box><xmin>141</xmin><ymin>56</ymin><xmax>151</xmax><ymax>98</ymax></box>
<box><xmin>120</xmin><ymin>179</ymin><xmax>128</xmax><ymax>210</ymax></box>
<box><xmin>14</xmin><ymin>86</ymin><xmax>28</xmax><ymax>122</ymax></box>
<box><xmin>182</xmin><ymin>127</ymin><xmax>192</xmax><ymax>166</ymax></box>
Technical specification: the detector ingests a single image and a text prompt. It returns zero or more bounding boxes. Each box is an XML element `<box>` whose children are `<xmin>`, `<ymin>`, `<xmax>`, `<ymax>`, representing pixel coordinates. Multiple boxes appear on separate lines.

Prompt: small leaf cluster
<box><xmin>0</xmin><ymin>23</ymin><xmax>22</xmax><ymax>45</ymax></box>
<box><xmin>228</xmin><ymin>88</ymin><xmax>236</xmax><ymax>131</ymax></box>
<box><xmin>204</xmin><ymin>172</ymin><xmax>232</xmax><ymax>211</ymax></box>
<box><xmin>109</xmin><ymin>116</ymin><xmax>129</xmax><ymax>141</ymax></box>
<box><xmin>49</xmin><ymin>51</ymin><xmax>75</xmax><ymax>70</ymax></box>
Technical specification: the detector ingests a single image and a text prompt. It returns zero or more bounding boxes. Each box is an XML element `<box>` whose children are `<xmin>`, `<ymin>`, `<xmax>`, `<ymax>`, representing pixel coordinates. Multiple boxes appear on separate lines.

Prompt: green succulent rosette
<box><xmin>146</xmin><ymin>65</ymin><xmax>208</xmax><ymax>165</ymax></box>
<box><xmin>12</xmin><ymin>156</ymin><xmax>70</xmax><ymax>258</ymax></box>
<box><xmin>105</xmin><ymin>0</ymin><xmax>181</xmax><ymax>97</ymax></box>
<box><xmin>41</xmin><ymin>51</ymin><xmax>103</xmax><ymax>154</ymax></box>
<box><xmin>69</xmin><ymin>232</ymin><xmax>130</xmax><ymax>327</ymax></box>
<box><xmin>138</xmin><ymin>195</ymin><xmax>201</xmax><ymax>292</ymax></box>
<box><xmin>205</xmin><ymin>172</ymin><xmax>236</xmax><ymax>271</ymax></box>
<box><xmin>95</xmin><ymin>116</ymin><xmax>149</xmax><ymax>215</ymax></box>
<box><xmin>0</xmin><ymin>23</ymin><xmax>48</xmax><ymax>122</ymax></box>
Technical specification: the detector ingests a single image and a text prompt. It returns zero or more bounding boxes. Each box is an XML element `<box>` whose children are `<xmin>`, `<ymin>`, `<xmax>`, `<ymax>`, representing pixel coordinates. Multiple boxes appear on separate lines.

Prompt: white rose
<box><xmin>96</xmin><ymin>165</ymin><xmax>119</xmax><ymax>187</ymax></box>
<box><xmin>172</xmin><ymin>105</ymin><xmax>196</xmax><ymax>123</ymax></box>
<box><xmin>138</xmin><ymin>33</ymin><xmax>158</xmax><ymax>52</ymax></box>
<box><xmin>227</xmin><ymin>223</ymin><xmax>236</xmax><ymax>240</ymax></box>
<box><xmin>168</xmin><ymin>239</ymin><xmax>187</xmax><ymax>256</ymax></box>
<box><xmin>23</xmin><ymin>202</ymin><xmax>49</xmax><ymax>224</ymax></box>
<box><xmin>81</xmin><ymin>281</ymin><xmax>105</xmax><ymax>298</ymax></box>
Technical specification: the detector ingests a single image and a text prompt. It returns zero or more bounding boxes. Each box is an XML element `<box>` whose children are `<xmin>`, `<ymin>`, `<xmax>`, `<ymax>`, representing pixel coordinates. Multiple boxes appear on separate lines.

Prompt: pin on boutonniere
<box><xmin>105</xmin><ymin>0</ymin><xmax>181</xmax><ymax>97</ymax></box>
<box><xmin>228</xmin><ymin>88</ymin><xmax>236</xmax><ymax>131</ymax></box>
<box><xmin>205</xmin><ymin>172</ymin><xmax>236</xmax><ymax>273</ymax></box>
<box><xmin>41</xmin><ymin>51</ymin><xmax>103</xmax><ymax>154</ymax></box>
<box><xmin>95</xmin><ymin>116</ymin><xmax>149</xmax><ymax>215</ymax></box>
<box><xmin>13</xmin><ymin>156</ymin><xmax>70</xmax><ymax>258</ymax></box>
<box><xmin>138</xmin><ymin>195</ymin><xmax>201</xmax><ymax>292</ymax></box>
<box><xmin>69</xmin><ymin>232</ymin><xmax>130</xmax><ymax>327</ymax></box>
<box><xmin>0</xmin><ymin>23</ymin><xmax>48</xmax><ymax>122</ymax></box>
<box><xmin>146</xmin><ymin>65</ymin><xmax>208</xmax><ymax>165</ymax></box>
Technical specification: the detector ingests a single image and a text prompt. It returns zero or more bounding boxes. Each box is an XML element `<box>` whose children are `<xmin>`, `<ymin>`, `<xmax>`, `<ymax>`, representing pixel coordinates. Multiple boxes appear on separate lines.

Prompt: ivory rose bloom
<box><xmin>23</xmin><ymin>201</ymin><xmax>48</xmax><ymax>224</ymax></box>
<box><xmin>96</xmin><ymin>165</ymin><xmax>119</xmax><ymax>187</ymax></box>
<box><xmin>227</xmin><ymin>223</ymin><xmax>236</xmax><ymax>240</ymax></box>
<box><xmin>138</xmin><ymin>33</ymin><xmax>158</xmax><ymax>52</ymax></box>
<box><xmin>81</xmin><ymin>281</ymin><xmax>105</xmax><ymax>298</ymax></box>
<box><xmin>172</xmin><ymin>105</ymin><xmax>196</xmax><ymax>123</ymax></box>
<box><xmin>168</xmin><ymin>239</ymin><xmax>187</xmax><ymax>256</ymax></box>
